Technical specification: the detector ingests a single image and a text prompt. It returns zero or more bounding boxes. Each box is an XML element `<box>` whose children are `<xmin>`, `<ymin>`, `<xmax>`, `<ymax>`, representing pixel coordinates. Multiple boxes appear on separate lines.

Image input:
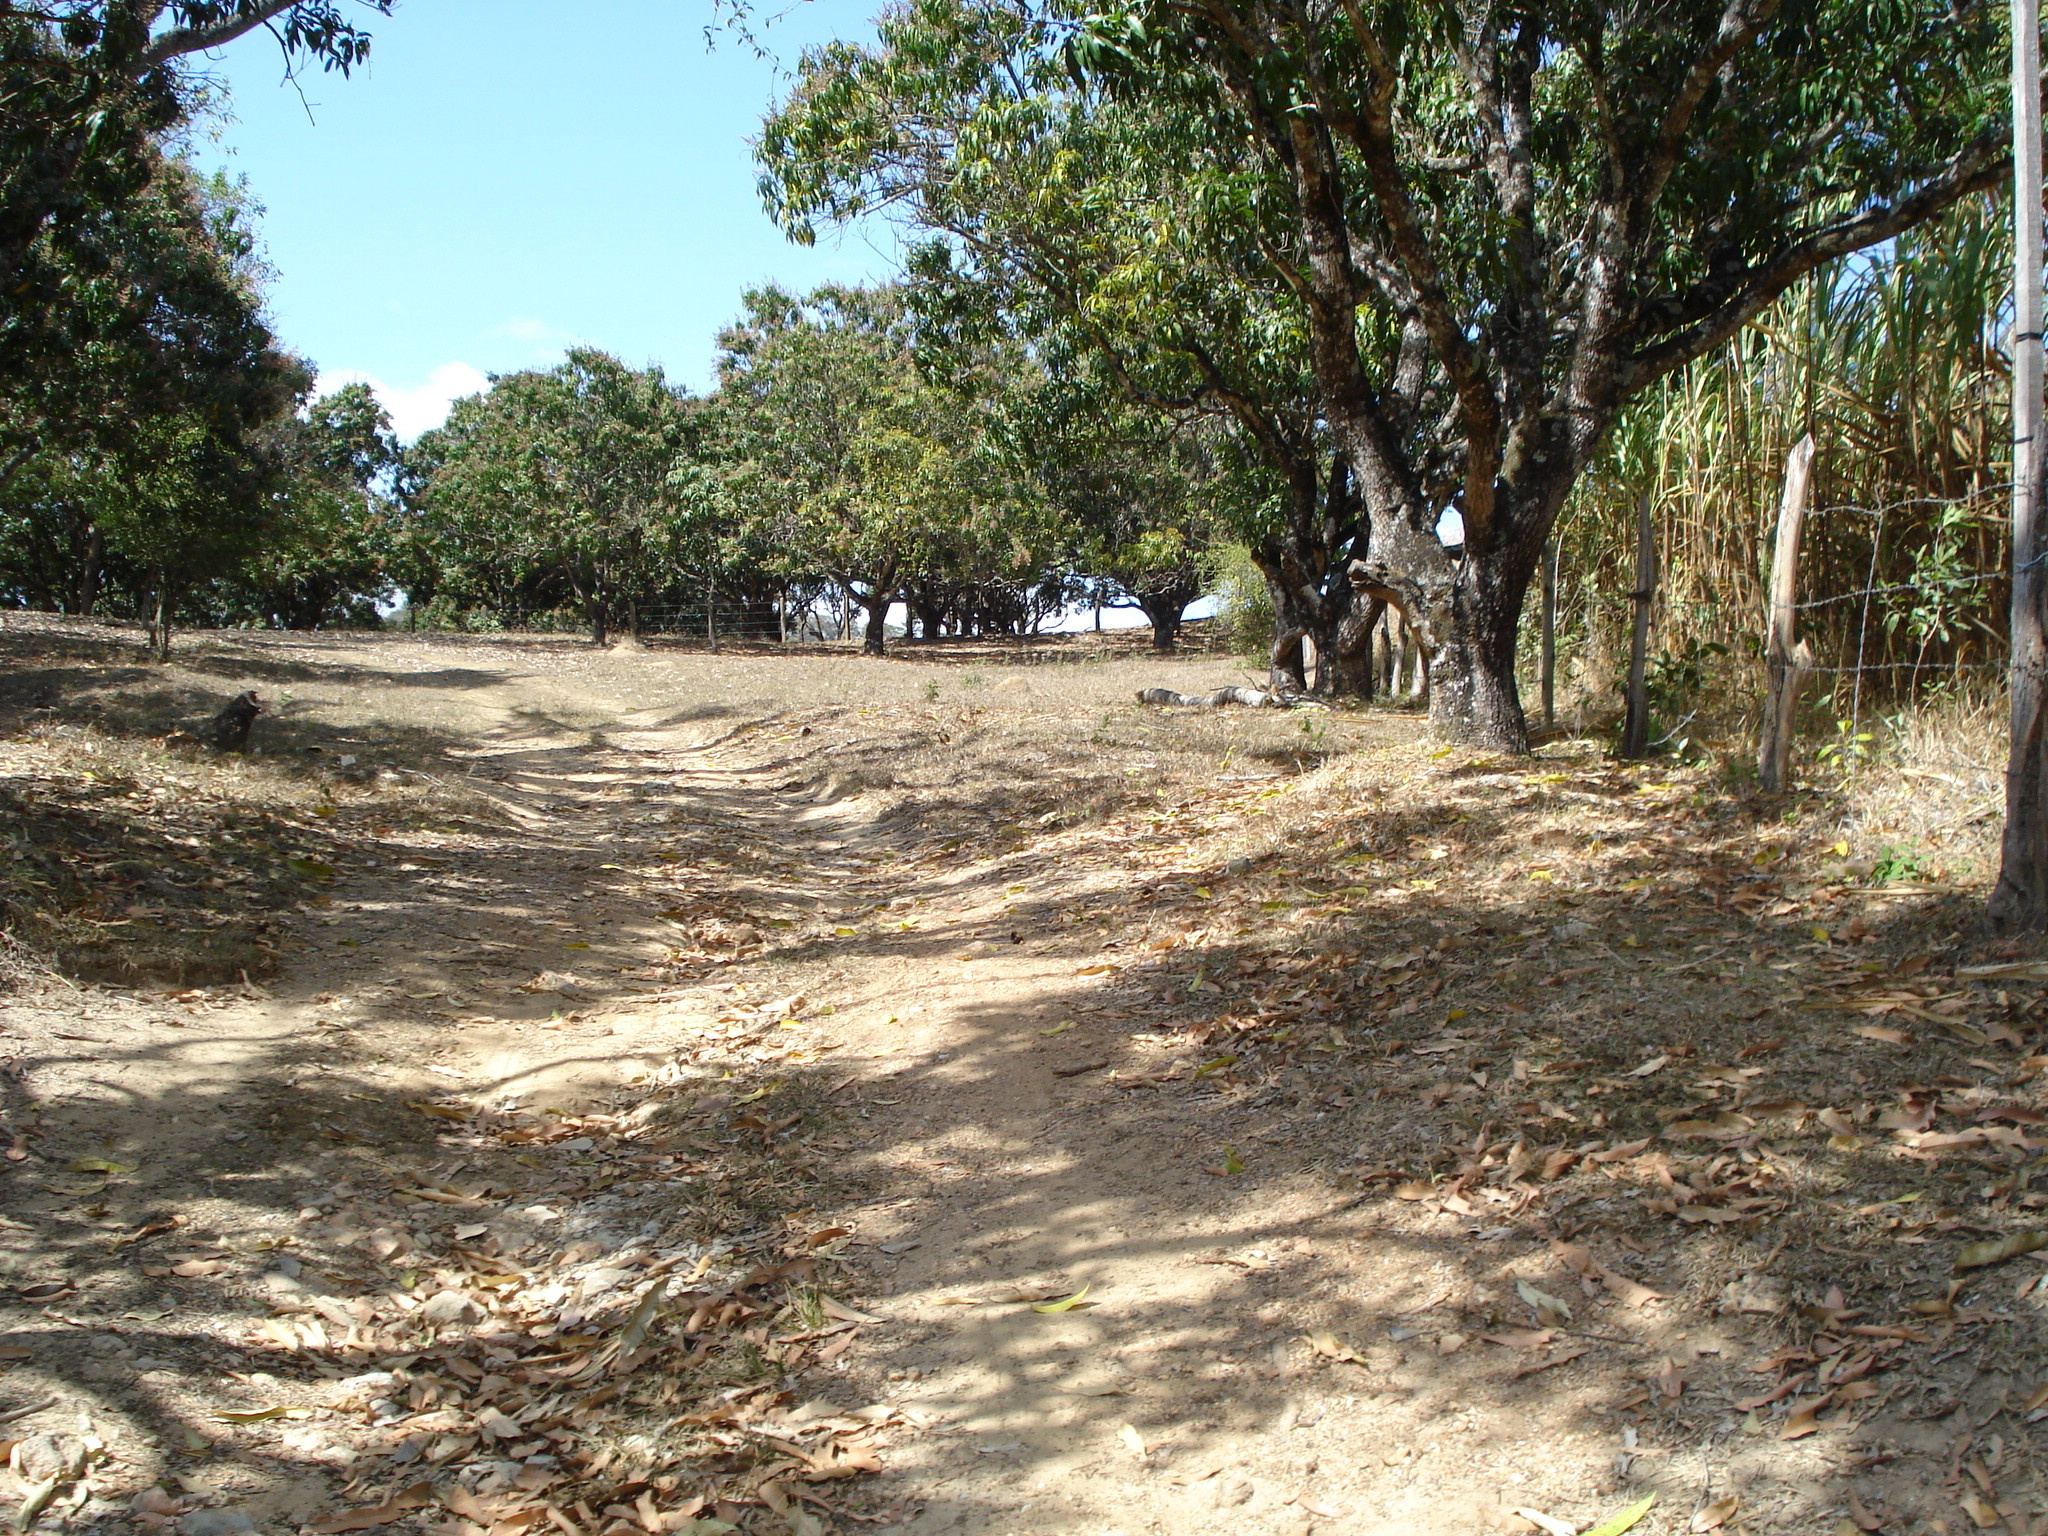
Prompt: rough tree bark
<box><xmin>859</xmin><ymin>590</ymin><xmax>893</xmax><ymax>656</ymax></box>
<box><xmin>1333</xmin><ymin>569</ymin><xmax>1384</xmax><ymax>700</ymax></box>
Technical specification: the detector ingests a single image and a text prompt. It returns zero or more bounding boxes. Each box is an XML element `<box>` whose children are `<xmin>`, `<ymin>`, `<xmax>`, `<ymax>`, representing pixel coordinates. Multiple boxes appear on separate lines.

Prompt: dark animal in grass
<box><xmin>205</xmin><ymin>691</ymin><xmax>262</xmax><ymax>752</ymax></box>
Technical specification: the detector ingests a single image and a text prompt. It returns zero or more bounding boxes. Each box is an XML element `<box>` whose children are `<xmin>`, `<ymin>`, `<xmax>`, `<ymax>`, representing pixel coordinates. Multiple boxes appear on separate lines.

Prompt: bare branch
<box><xmin>136</xmin><ymin>0</ymin><xmax>299</xmax><ymax>73</ymax></box>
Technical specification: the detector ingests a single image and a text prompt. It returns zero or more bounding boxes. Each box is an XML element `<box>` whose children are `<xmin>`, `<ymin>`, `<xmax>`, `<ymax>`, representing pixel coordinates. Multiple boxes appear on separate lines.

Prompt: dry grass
<box><xmin>5</xmin><ymin>622</ymin><xmax>2048</xmax><ymax>1533</ymax></box>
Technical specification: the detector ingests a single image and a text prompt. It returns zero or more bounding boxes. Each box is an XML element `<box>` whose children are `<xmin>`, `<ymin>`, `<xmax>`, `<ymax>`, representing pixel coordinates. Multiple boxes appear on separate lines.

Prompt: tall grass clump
<box><xmin>1551</xmin><ymin>196</ymin><xmax>2013</xmax><ymax>739</ymax></box>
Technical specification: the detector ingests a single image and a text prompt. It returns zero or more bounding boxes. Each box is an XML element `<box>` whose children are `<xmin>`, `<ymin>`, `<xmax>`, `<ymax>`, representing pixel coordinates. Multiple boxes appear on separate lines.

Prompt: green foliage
<box><xmin>766</xmin><ymin>0</ymin><xmax>2008</xmax><ymax>737</ymax></box>
<box><xmin>1204</xmin><ymin>544</ymin><xmax>1273</xmax><ymax>660</ymax></box>
<box><xmin>1815</xmin><ymin>719</ymin><xmax>1878</xmax><ymax>770</ymax></box>
<box><xmin>761</xmin><ymin>0</ymin><xmax>1342</xmax><ymax>672</ymax></box>
<box><xmin>0</xmin><ymin>157</ymin><xmax>309</xmax><ymax>636</ymax></box>
<box><xmin>1564</xmin><ymin>199</ymin><xmax>2014</xmax><ymax>713</ymax></box>
<box><xmin>714</xmin><ymin>282</ymin><xmax>1056</xmax><ymax>652</ymax></box>
<box><xmin>409</xmin><ymin>350</ymin><xmax>695</xmax><ymax>645</ymax></box>
<box><xmin>217</xmin><ymin>382</ymin><xmax>403</xmax><ymax>630</ymax></box>
<box><xmin>1871</xmin><ymin>843</ymin><xmax>1933</xmax><ymax>884</ymax></box>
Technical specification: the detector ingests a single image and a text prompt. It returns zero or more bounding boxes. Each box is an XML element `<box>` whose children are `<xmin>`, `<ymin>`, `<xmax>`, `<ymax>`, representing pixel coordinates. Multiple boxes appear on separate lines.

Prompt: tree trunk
<box><xmin>861</xmin><ymin>592</ymin><xmax>890</xmax><ymax>656</ymax></box>
<box><xmin>1135</xmin><ymin>594</ymin><xmax>1186</xmax><ymax>652</ymax></box>
<box><xmin>1426</xmin><ymin>556</ymin><xmax>1533</xmax><ymax>751</ymax></box>
<box><xmin>1270</xmin><ymin>622</ymin><xmax>1308</xmax><ymax>693</ymax></box>
<box><xmin>76</xmin><ymin>524</ymin><xmax>103</xmax><ymax>617</ymax></box>
<box><xmin>150</xmin><ymin>574</ymin><xmax>171</xmax><ymax>663</ymax></box>
<box><xmin>1759</xmin><ymin>438</ymin><xmax>1818</xmax><ymax>791</ymax></box>
<box><xmin>1334</xmin><ymin>587</ymin><xmax>1383</xmax><ymax>700</ymax></box>
<box><xmin>566</xmin><ymin>565</ymin><xmax>606</xmax><ymax>647</ymax></box>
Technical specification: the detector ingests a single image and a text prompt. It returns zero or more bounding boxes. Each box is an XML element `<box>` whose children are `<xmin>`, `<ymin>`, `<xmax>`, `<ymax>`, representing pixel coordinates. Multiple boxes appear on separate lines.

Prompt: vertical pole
<box><xmin>1758</xmin><ymin>436</ymin><xmax>1818</xmax><ymax>791</ymax></box>
<box><xmin>1540</xmin><ymin>535</ymin><xmax>1559</xmax><ymax>731</ymax></box>
<box><xmin>707</xmin><ymin>581</ymin><xmax>719</xmax><ymax>655</ymax></box>
<box><xmin>1621</xmin><ymin>491</ymin><xmax>1659</xmax><ymax>759</ymax></box>
<box><xmin>1995</xmin><ymin>0</ymin><xmax>2048</xmax><ymax>928</ymax></box>
<box><xmin>779</xmin><ymin>583</ymin><xmax>788</xmax><ymax>647</ymax></box>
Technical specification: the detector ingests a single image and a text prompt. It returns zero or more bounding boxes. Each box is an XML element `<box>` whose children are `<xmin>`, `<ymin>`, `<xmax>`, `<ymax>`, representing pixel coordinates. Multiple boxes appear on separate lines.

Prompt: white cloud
<box><xmin>314</xmin><ymin>362</ymin><xmax>491</xmax><ymax>441</ymax></box>
<box><xmin>498</xmin><ymin>316</ymin><xmax>573</xmax><ymax>347</ymax></box>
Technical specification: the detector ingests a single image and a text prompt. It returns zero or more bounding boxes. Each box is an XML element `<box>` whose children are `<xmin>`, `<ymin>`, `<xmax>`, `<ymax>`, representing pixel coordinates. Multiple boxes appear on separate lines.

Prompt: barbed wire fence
<box><xmin>1779</xmin><ymin>486</ymin><xmax>2012</xmax><ymax>748</ymax></box>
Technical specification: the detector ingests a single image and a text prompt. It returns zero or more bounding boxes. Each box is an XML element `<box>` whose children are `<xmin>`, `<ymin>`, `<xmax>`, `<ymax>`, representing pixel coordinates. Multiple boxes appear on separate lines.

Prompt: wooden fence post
<box><xmin>1540</xmin><ymin>536</ymin><xmax>1559</xmax><ymax>731</ymax></box>
<box><xmin>1621</xmin><ymin>491</ymin><xmax>1659</xmax><ymax>759</ymax></box>
<box><xmin>1758</xmin><ymin>435</ymin><xmax>1818</xmax><ymax>792</ymax></box>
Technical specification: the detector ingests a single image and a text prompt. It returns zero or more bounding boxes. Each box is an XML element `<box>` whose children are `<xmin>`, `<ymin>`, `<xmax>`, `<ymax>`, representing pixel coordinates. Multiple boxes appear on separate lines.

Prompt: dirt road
<box><xmin>0</xmin><ymin>623</ymin><xmax>2042</xmax><ymax>1536</ymax></box>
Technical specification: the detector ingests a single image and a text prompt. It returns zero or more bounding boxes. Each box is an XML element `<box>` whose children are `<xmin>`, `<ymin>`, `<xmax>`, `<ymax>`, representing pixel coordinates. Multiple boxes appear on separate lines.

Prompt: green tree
<box><xmin>224</xmin><ymin>381</ymin><xmax>403</xmax><ymax>629</ymax></box>
<box><xmin>410</xmin><ymin>350</ymin><xmax>693</xmax><ymax>645</ymax></box>
<box><xmin>0</xmin><ymin>155</ymin><xmax>308</xmax><ymax>640</ymax></box>
<box><xmin>1</xmin><ymin>3</ymin><xmax>388</xmax><ymax>294</ymax></box>
<box><xmin>761</xmin><ymin>0</ymin><xmax>1375</xmax><ymax>691</ymax></box>
<box><xmin>715</xmin><ymin>283</ymin><xmax>1044</xmax><ymax>655</ymax></box>
<box><xmin>767</xmin><ymin>0</ymin><xmax>2009</xmax><ymax>745</ymax></box>
<box><xmin>1019</xmin><ymin>394</ymin><xmax>1233</xmax><ymax>651</ymax></box>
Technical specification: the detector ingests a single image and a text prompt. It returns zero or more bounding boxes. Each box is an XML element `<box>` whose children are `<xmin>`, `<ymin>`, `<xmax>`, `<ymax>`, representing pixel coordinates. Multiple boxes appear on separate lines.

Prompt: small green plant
<box><xmin>922</xmin><ymin>679</ymin><xmax>940</xmax><ymax>702</ymax></box>
<box><xmin>1297</xmin><ymin>713</ymin><xmax>1329</xmax><ymax>751</ymax></box>
<box><xmin>1646</xmin><ymin>638</ymin><xmax>1727</xmax><ymax>717</ymax></box>
<box><xmin>787</xmin><ymin>1285</ymin><xmax>828</xmax><ymax>1331</ymax></box>
<box><xmin>1814</xmin><ymin>718</ymin><xmax>1876</xmax><ymax>769</ymax></box>
<box><xmin>1871</xmin><ymin>843</ymin><xmax>1932</xmax><ymax>884</ymax></box>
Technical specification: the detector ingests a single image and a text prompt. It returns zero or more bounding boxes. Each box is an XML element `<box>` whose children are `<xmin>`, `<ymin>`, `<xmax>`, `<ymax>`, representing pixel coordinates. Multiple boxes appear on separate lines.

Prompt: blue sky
<box><xmin>190</xmin><ymin>0</ymin><xmax>901</xmax><ymax>437</ymax></box>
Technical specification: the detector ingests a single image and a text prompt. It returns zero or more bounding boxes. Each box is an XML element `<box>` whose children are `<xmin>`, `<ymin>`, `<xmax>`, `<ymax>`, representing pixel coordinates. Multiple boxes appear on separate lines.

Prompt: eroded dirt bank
<box><xmin>0</xmin><ymin>620</ymin><xmax>2042</xmax><ymax>1536</ymax></box>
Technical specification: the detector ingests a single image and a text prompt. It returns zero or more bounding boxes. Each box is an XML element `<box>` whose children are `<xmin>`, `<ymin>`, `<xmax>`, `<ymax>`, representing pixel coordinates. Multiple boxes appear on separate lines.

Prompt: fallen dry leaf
<box><xmin>1852</xmin><ymin>1024</ymin><xmax>1912</xmax><ymax>1046</ymax></box>
<box><xmin>1482</xmin><ymin>1329</ymin><xmax>1555</xmax><ymax>1350</ymax></box>
<box><xmin>1691</xmin><ymin>1494</ymin><xmax>1738</xmax><ymax>1531</ymax></box>
<box><xmin>1956</xmin><ymin>1231</ymin><xmax>2048</xmax><ymax>1271</ymax></box>
<box><xmin>308</xmin><ymin>1482</ymin><xmax>434</xmax><ymax>1534</ymax></box>
<box><xmin>1305</xmin><ymin>1330</ymin><xmax>1366</xmax><ymax>1365</ymax></box>
<box><xmin>1780</xmin><ymin>1398</ymin><xmax>1829</xmax><ymax>1439</ymax></box>
<box><xmin>1516</xmin><ymin>1279</ymin><xmax>1572</xmax><ymax>1326</ymax></box>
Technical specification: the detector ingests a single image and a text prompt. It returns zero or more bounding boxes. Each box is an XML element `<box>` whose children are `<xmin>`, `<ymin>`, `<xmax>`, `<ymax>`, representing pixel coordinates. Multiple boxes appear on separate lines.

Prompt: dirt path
<box><xmin>4</xmin><ymin>627</ymin><xmax>2047</xmax><ymax>1536</ymax></box>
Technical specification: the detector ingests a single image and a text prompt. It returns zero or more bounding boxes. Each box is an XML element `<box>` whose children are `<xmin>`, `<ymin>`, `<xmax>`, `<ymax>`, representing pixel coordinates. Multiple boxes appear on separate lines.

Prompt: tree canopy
<box><xmin>764</xmin><ymin>0</ymin><xmax>2012</xmax><ymax>743</ymax></box>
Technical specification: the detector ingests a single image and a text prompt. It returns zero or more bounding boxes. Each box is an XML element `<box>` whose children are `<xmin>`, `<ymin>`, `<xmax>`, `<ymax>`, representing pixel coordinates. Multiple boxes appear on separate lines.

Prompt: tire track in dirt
<box><xmin>6</xmin><ymin>638</ymin><xmax>2026</xmax><ymax>1536</ymax></box>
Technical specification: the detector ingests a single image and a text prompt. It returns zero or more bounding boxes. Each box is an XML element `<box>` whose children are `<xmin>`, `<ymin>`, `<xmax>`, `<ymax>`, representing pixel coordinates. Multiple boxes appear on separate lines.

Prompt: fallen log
<box><xmin>1136</xmin><ymin>686</ymin><xmax>1286</xmax><ymax>709</ymax></box>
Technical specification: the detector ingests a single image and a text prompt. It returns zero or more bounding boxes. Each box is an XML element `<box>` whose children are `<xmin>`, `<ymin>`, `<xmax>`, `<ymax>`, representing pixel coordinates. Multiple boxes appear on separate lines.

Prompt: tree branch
<box><xmin>1622</xmin><ymin>134</ymin><xmax>2009</xmax><ymax>390</ymax></box>
<box><xmin>1636</xmin><ymin>0</ymin><xmax>1779</xmax><ymax>212</ymax></box>
<box><xmin>136</xmin><ymin>0</ymin><xmax>299</xmax><ymax>72</ymax></box>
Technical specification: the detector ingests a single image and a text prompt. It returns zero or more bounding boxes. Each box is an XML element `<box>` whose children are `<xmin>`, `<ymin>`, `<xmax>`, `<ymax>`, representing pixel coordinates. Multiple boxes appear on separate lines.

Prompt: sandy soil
<box><xmin>0</xmin><ymin>619</ymin><xmax>2043</xmax><ymax>1536</ymax></box>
